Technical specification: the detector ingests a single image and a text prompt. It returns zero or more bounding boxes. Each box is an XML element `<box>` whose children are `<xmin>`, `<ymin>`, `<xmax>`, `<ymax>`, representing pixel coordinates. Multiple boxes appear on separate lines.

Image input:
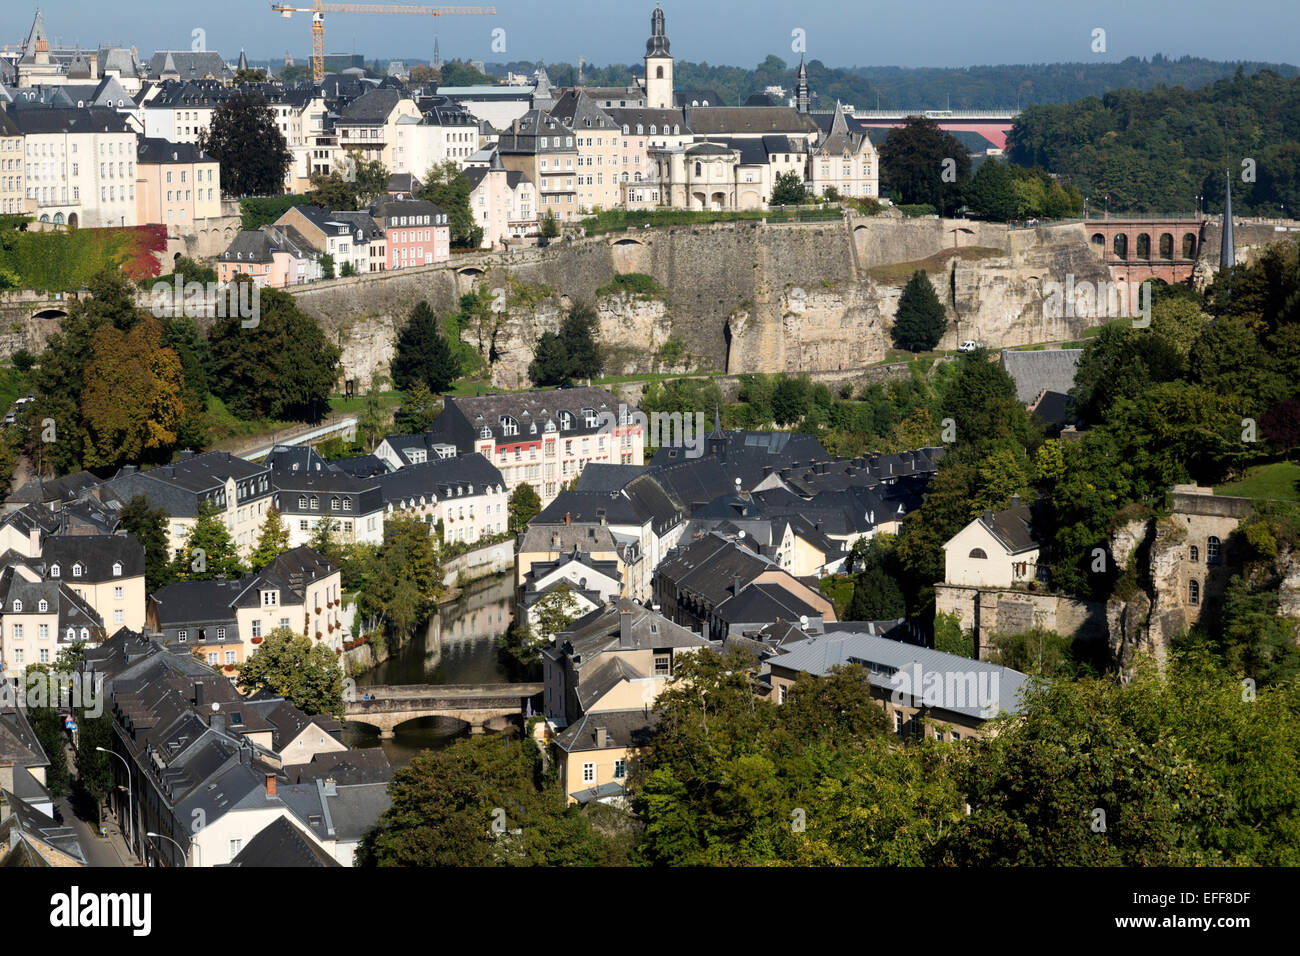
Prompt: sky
<box><xmin>5</xmin><ymin>0</ymin><xmax>1298</xmax><ymax>71</ymax></box>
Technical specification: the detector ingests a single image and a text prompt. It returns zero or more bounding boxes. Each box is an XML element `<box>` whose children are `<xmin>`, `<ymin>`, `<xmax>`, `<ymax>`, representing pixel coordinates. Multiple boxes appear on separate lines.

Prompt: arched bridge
<box><xmin>345</xmin><ymin>683</ymin><xmax>543</xmax><ymax>738</ymax></box>
<box><xmin>1085</xmin><ymin>216</ymin><xmax>1205</xmax><ymax>284</ymax></box>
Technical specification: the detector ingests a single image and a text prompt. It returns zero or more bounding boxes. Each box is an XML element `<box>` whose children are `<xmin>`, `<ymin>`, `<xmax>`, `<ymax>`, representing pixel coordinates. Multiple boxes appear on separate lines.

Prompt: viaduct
<box><xmin>345</xmin><ymin>682</ymin><xmax>544</xmax><ymax>738</ymax></box>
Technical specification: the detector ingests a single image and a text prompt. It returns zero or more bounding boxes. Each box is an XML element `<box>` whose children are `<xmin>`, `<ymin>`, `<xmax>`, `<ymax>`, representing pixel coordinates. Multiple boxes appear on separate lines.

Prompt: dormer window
<box><xmin>80</xmin><ymin>628</ymin><xmax>89</xmax><ymax>641</ymax></box>
<box><xmin>500</xmin><ymin>415</ymin><xmax>518</xmax><ymax>436</ymax></box>
<box><xmin>583</xmin><ymin>408</ymin><xmax>599</xmax><ymax>428</ymax></box>
<box><xmin>72</xmin><ymin>564</ymin><xmax>83</xmax><ymax>578</ymax></box>
<box><xmin>558</xmin><ymin>411</ymin><xmax>573</xmax><ymax>430</ymax></box>
<box><xmin>112</xmin><ymin>562</ymin><xmax>122</xmax><ymax>577</ymax></box>
<box><xmin>262</xmin><ymin>590</ymin><xmax>279</xmax><ymax>607</ymax></box>
<box><xmin>50</xmin><ymin>564</ymin><xmax>60</xmax><ymax>578</ymax></box>
<box><xmin>38</xmin><ymin>600</ymin><xmax>47</xmax><ymax>612</ymax></box>
<box><xmin>11</xmin><ymin>600</ymin><xmax>20</xmax><ymax>613</ymax></box>
<box><xmin>480</xmin><ymin>426</ymin><xmax>492</xmax><ymax>439</ymax></box>
<box><xmin>66</xmin><ymin>627</ymin><xmax>75</xmax><ymax>641</ymax></box>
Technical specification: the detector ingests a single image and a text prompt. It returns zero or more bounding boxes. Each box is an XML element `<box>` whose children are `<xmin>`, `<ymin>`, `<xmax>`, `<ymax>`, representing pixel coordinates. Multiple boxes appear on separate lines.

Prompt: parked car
<box><xmin>957</xmin><ymin>340</ymin><xmax>982</xmax><ymax>352</ymax></box>
<box><xmin>3</xmin><ymin>413</ymin><xmax>14</xmax><ymax>426</ymax></box>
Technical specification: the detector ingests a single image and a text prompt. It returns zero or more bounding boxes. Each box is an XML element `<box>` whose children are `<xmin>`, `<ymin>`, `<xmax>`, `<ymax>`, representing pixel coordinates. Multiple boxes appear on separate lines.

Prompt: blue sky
<box><xmin>6</xmin><ymin>0</ymin><xmax>1298</xmax><ymax>70</ymax></box>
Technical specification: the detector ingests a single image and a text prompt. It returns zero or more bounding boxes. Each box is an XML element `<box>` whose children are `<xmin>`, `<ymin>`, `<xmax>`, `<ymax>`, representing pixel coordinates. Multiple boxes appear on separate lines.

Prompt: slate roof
<box><xmin>146</xmin><ymin>51</ymin><xmax>234</xmax><ymax>80</ymax></box>
<box><xmin>1000</xmin><ymin>349</ymin><xmax>1084</xmax><ymax>404</ymax></box>
<box><xmin>375</xmin><ymin>452</ymin><xmax>505</xmax><ymax>504</ymax></box>
<box><xmin>37</xmin><ymin>534</ymin><xmax>146</xmax><ymax>581</ymax></box>
<box><xmin>553</xmin><ymin>708</ymin><xmax>659</xmax><ymax>755</ymax></box>
<box><xmin>684</xmin><ymin>106</ymin><xmax>819</xmax><ymax>136</ymax></box>
<box><xmin>0</xmin><ymin>707</ymin><xmax>49</xmax><ymax>772</ymax></box>
<box><xmin>575</xmin><ymin>463</ymin><xmax>652</xmax><ymax>492</ymax></box>
<box><xmin>225</xmin><ymin>815</ymin><xmax>339</xmax><ymax>867</ymax></box>
<box><xmin>6</xmin><ymin>470</ymin><xmax>102</xmax><ymax>507</ymax></box>
<box><xmin>0</xmin><ymin>791</ymin><xmax>86</xmax><ymax>865</ymax></box>
<box><xmin>429</xmin><ymin>388</ymin><xmax>635</xmax><ymax>451</ymax></box>
<box><xmin>518</xmin><ymin>523</ymin><xmax>619</xmax><ymax>555</ymax></box>
<box><xmin>137</xmin><ymin>137</ymin><xmax>215</xmax><ymax>165</ymax></box>
<box><xmin>548</xmin><ymin>598</ymin><xmax>710</xmax><ymax>666</ymax></box>
<box><xmin>654</xmin><ymin>532</ymin><xmax>778</xmax><ymax>607</ymax></box>
<box><xmin>713</xmin><ymin>582</ymin><xmax>821</xmax><ymax>627</ymax></box>
<box><xmin>328</xmin><ymin>455</ymin><xmax>389</xmax><ymax>479</ymax></box>
<box><xmin>9</xmin><ymin>108</ymin><xmax>131</xmax><ymax>135</ymax></box>
<box><xmin>675</xmin><ymin>89</ymin><xmax>726</xmax><ymax>107</ymax></box>
<box><xmin>0</xmin><ymin>566</ymin><xmax>103</xmax><ymax>635</ymax></box>
<box><xmin>977</xmin><ymin>501</ymin><xmax>1039</xmax><ymax>554</ymax></box>
<box><xmin>768</xmin><ymin>631</ymin><xmax>1031</xmax><ymax>719</ymax></box>
<box><xmin>282</xmin><ymin>748</ymin><xmax>392</xmax><ymax>786</ymax></box>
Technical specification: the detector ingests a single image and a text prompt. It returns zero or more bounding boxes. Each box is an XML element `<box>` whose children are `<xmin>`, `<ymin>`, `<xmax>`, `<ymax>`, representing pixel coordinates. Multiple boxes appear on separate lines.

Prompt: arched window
<box><xmin>80</xmin><ymin>628</ymin><xmax>89</xmax><ymax>641</ymax></box>
<box><xmin>73</xmin><ymin>564</ymin><xmax>82</xmax><ymax>578</ymax></box>
<box><xmin>695</xmin><ymin>162</ymin><xmax>702</xmax><ymax>176</ymax></box>
<box><xmin>656</xmin><ymin>66</ymin><xmax>664</xmax><ymax>79</ymax></box>
<box><xmin>1113</xmin><ymin>233</ymin><xmax>1128</xmax><ymax>259</ymax></box>
<box><xmin>968</xmin><ymin>548</ymin><xmax>988</xmax><ymax>559</ymax></box>
<box><xmin>1182</xmin><ymin>233</ymin><xmax>1197</xmax><ymax>259</ymax></box>
<box><xmin>66</xmin><ymin>627</ymin><xmax>75</xmax><ymax>641</ymax></box>
<box><xmin>1190</xmin><ymin>545</ymin><xmax>1199</xmax><ymax>562</ymax></box>
<box><xmin>1136</xmin><ymin>233</ymin><xmax>1151</xmax><ymax>259</ymax></box>
<box><xmin>1207</xmin><ymin>536</ymin><xmax>1221</xmax><ymax>563</ymax></box>
<box><xmin>1188</xmin><ymin>580</ymin><xmax>1200</xmax><ymax>605</ymax></box>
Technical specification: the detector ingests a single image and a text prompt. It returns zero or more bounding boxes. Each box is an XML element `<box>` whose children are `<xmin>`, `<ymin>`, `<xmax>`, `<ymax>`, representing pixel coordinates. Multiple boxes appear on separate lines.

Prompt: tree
<box><xmin>74</xmin><ymin>709</ymin><xmax>114</xmax><ymax>827</ymax></box>
<box><xmin>308</xmin><ymin>515</ymin><xmax>340</xmax><ymax>558</ymax></box>
<box><xmin>358</xmin><ymin>514</ymin><xmax>444</xmax><ymax>641</ymax></box>
<box><xmin>320</xmin><ymin>253</ymin><xmax>336</xmax><ymax>279</ymax></box>
<box><xmin>236</xmin><ymin>627</ymin><xmax>345</xmax><ymax>718</ymax></box>
<box><xmin>198</xmin><ymin>90</ymin><xmax>292</xmax><ymax>197</ymax></box>
<box><xmin>771</xmin><ymin>170</ymin><xmax>806</xmax><ymax>206</ymax></box>
<box><xmin>418</xmin><ymin>160</ymin><xmax>482</xmax><ymax>248</ymax></box>
<box><xmin>24</xmin><ymin>674</ymin><xmax>70</xmax><ymax>798</ymax></box>
<box><xmin>530</xmin><ymin>582</ymin><xmax>580</xmax><ymax>644</ymax></box>
<box><xmin>307</xmin><ymin>171</ymin><xmax>360</xmax><ymax>212</ymax></box>
<box><xmin>357</xmin><ymin>736</ymin><xmax>607</xmax><ymax>866</ymax></box>
<box><xmin>250</xmin><ymin>506</ymin><xmax>291</xmax><ymax>571</ymax></box>
<box><xmin>208</xmin><ymin>284</ymin><xmax>341</xmax><ymax>422</ymax></box>
<box><xmin>393</xmin><ymin>381</ymin><xmax>442</xmax><ymax>434</ymax></box>
<box><xmin>408</xmin><ymin>64</ymin><xmax>436</xmax><ymax>87</ymax></box>
<box><xmin>118</xmin><ymin>495</ymin><xmax>172</xmax><ymax>593</ymax></box>
<box><xmin>892</xmin><ymin>270</ymin><xmax>947</xmax><ymax>352</ymax></box>
<box><xmin>879</xmin><ymin>116</ymin><xmax>970</xmax><ymax>214</ymax></box>
<box><xmin>770</xmin><ymin>375</ymin><xmax>811</xmax><ymax>426</ymax></box>
<box><xmin>528</xmin><ymin>303</ymin><xmax>603</xmax><ymax>387</ymax></box>
<box><xmin>933</xmin><ymin>611</ymin><xmax>974</xmax><ymax>657</ymax></box>
<box><xmin>508</xmin><ymin>483</ymin><xmax>542</xmax><ymax>535</ymax></box>
<box><xmin>80</xmin><ymin>317</ymin><xmax>186</xmax><ymax>469</ymax></box>
<box><xmin>234</xmin><ymin>67</ymin><xmax>268</xmax><ymax>84</ymax></box>
<box><xmin>390</xmin><ymin>301</ymin><xmax>461</xmax><ymax>394</ymax></box>
<box><xmin>846</xmin><ymin>563</ymin><xmax>905</xmax><ymax>620</ymax></box>
<box><xmin>171</xmin><ymin>500</ymin><xmax>244</xmax><ymax>581</ymax></box>
<box><xmin>963</xmin><ymin>157</ymin><xmax>1019</xmax><ymax>221</ymax></box>
<box><xmin>540</xmin><ymin>211</ymin><xmax>559</xmax><ymax>239</ymax></box>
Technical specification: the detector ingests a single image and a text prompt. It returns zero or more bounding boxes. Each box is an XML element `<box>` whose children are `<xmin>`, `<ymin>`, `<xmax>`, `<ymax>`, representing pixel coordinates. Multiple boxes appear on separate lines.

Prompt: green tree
<box><xmin>963</xmin><ymin>157</ymin><xmax>1019</xmax><ymax>221</ymax></box>
<box><xmin>508</xmin><ymin>483</ymin><xmax>542</xmax><ymax>535</ymax></box>
<box><xmin>208</xmin><ymin>284</ymin><xmax>341</xmax><ymax>422</ymax></box>
<box><xmin>198</xmin><ymin>90</ymin><xmax>292</xmax><ymax>197</ymax></box>
<box><xmin>118</xmin><ymin>495</ymin><xmax>172</xmax><ymax>593</ymax></box>
<box><xmin>236</xmin><ymin>627</ymin><xmax>345</xmax><ymax>718</ymax></box>
<box><xmin>358</xmin><ymin>736</ymin><xmax>607</xmax><ymax>866</ymax></box>
<box><xmin>417</xmin><ymin>160</ymin><xmax>482</xmax><ymax>248</ymax></box>
<box><xmin>23</xmin><ymin>671</ymin><xmax>70</xmax><ymax>799</ymax></box>
<box><xmin>250</xmin><ymin>506</ymin><xmax>291</xmax><ymax>571</ymax></box>
<box><xmin>171</xmin><ymin>500</ymin><xmax>244</xmax><ymax>581</ymax></box>
<box><xmin>529</xmin><ymin>582</ymin><xmax>581</xmax><ymax>644</ymax></box>
<box><xmin>393</xmin><ymin>381</ymin><xmax>442</xmax><ymax>434</ymax></box>
<box><xmin>319</xmin><ymin>253</ymin><xmax>336</xmax><ymax>279</ymax></box>
<box><xmin>770</xmin><ymin>169</ymin><xmax>807</xmax><ymax>206</ymax></box>
<box><xmin>528</xmin><ymin>303</ymin><xmax>603</xmax><ymax>387</ymax></box>
<box><xmin>390</xmin><ymin>301</ymin><xmax>461</xmax><ymax>394</ymax></box>
<box><xmin>892</xmin><ymin>270</ymin><xmax>948</xmax><ymax>352</ymax></box>
<box><xmin>933</xmin><ymin>611</ymin><xmax>974</xmax><ymax>657</ymax></box>
<box><xmin>879</xmin><ymin>115</ymin><xmax>970</xmax><ymax>214</ymax></box>
<box><xmin>74</xmin><ymin>710</ymin><xmax>113</xmax><ymax>828</ymax></box>
<box><xmin>540</xmin><ymin>211</ymin><xmax>559</xmax><ymax>239</ymax></box>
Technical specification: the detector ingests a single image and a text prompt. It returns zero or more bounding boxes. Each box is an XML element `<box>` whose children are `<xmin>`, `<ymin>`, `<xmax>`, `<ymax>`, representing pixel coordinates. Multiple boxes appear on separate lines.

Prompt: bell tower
<box><xmin>644</xmin><ymin>3</ymin><xmax>674</xmax><ymax>109</ymax></box>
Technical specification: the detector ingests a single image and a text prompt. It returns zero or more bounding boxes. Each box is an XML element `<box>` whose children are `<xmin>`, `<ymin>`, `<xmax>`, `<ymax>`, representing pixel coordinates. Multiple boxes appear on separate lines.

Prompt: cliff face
<box><xmin>283</xmin><ymin>218</ymin><xmax>1128</xmax><ymax>389</ymax></box>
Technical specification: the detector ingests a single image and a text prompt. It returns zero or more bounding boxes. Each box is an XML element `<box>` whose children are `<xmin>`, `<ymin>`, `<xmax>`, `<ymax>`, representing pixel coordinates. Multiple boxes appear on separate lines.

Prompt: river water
<box><xmin>341</xmin><ymin>573</ymin><xmax>517</xmax><ymax>766</ymax></box>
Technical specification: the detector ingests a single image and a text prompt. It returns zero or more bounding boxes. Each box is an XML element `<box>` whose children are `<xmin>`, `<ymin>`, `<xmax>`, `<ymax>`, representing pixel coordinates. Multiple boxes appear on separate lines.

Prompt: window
<box><xmin>778</xmin><ymin>685</ymin><xmax>787</xmax><ymax>704</ymax></box>
<box><xmin>229</xmin><ymin>839</ymin><xmax>242</xmax><ymax>857</ymax></box>
<box><xmin>216</xmin><ymin>626</ymin><xmax>226</xmax><ymax>640</ymax></box>
<box><xmin>252</xmin><ymin>620</ymin><xmax>262</xmax><ymax>638</ymax></box>
<box><xmin>613</xmin><ymin>759</ymin><xmax>626</xmax><ymax>780</ymax></box>
<box><xmin>10</xmin><ymin>600</ymin><xmax>20</xmax><ymax>612</ymax></box>
<box><xmin>225</xmin><ymin>650</ymin><xmax>236</xmax><ymax>665</ymax></box>
<box><xmin>114</xmin><ymin>610</ymin><xmax>124</xmax><ymax>626</ymax></box>
<box><xmin>582</xmin><ymin>762</ymin><xmax>595</xmax><ymax>784</ymax></box>
<box><xmin>112</xmin><ymin>562</ymin><xmax>122</xmax><ymax>576</ymax></box>
<box><xmin>263</xmin><ymin>591</ymin><xmax>279</xmax><ymax>607</ymax></box>
<box><xmin>73</xmin><ymin>564</ymin><xmax>82</xmax><ymax>578</ymax></box>
<box><xmin>1188</xmin><ymin>580</ymin><xmax>1200</xmax><ymax>605</ymax></box>
<box><xmin>894</xmin><ymin>711</ymin><xmax>903</xmax><ymax>733</ymax></box>
<box><xmin>114</xmin><ymin>587</ymin><xmax>123</xmax><ymax>601</ymax></box>
<box><xmin>1207</xmin><ymin>536</ymin><xmax>1221</xmax><ymax>564</ymax></box>
<box><xmin>207</xmin><ymin>652</ymin><xmax>217</xmax><ymax>664</ymax></box>
<box><xmin>11</xmin><ymin>623</ymin><xmax>21</xmax><ymax>639</ymax></box>
<box><xmin>654</xmin><ymin>654</ymin><xmax>671</xmax><ymax>676</ymax></box>
<box><xmin>50</xmin><ymin>565</ymin><xmax>59</xmax><ymax>577</ymax></box>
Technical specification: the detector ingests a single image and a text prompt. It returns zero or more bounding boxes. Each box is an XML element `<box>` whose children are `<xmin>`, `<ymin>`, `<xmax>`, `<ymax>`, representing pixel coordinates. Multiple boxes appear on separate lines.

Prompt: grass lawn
<box><xmin>1214</xmin><ymin>461</ymin><xmax>1300</xmax><ymax>501</ymax></box>
<box><xmin>329</xmin><ymin>390</ymin><xmax>405</xmax><ymax>414</ymax></box>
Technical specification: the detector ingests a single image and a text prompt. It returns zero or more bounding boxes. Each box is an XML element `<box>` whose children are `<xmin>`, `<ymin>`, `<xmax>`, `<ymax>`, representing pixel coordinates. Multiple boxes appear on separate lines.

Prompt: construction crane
<box><xmin>270</xmin><ymin>2</ymin><xmax>496</xmax><ymax>83</ymax></box>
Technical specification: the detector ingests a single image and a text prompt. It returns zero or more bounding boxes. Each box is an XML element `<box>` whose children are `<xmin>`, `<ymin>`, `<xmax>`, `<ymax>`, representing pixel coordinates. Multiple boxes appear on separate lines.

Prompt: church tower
<box><xmin>644</xmin><ymin>3</ymin><xmax>674</xmax><ymax>110</ymax></box>
<box><xmin>796</xmin><ymin>54</ymin><xmax>810</xmax><ymax>113</ymax></box>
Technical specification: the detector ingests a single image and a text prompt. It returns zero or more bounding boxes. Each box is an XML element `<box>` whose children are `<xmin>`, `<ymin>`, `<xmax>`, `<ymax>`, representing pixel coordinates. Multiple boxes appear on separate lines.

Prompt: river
<box><xmin>341</xmin><ymin>573</ymin><xmax>517</xmax><ymax>766</ymax></box>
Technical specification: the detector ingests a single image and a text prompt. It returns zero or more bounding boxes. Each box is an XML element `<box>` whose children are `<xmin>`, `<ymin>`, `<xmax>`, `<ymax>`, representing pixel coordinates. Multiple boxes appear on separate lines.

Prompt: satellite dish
<box><xmin>737</xmin><ymin>530</ymin><xmax>745</xmax><ymax>539</ymax></box>
<box><xmin>734</xmin><ymin>477</ymin><xmax>741</xmax><ymax>488</ymax></box>
<box><xmin>800</xmin><ymin>615</ymin><xmax>809</xmax><ymax>628</ymax></box>
<box><xmin>211</xmin><ymin>702</ymin><xmax>219</xmax><ymax>712</ymax></box>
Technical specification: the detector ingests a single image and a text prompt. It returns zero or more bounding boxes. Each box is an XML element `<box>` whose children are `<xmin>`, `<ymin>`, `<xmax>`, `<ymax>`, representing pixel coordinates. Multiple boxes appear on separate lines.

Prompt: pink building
<box><xmin>370</xmin><ymin>198</ymin><xmax>450</xmax><ymax>269</ymax></box>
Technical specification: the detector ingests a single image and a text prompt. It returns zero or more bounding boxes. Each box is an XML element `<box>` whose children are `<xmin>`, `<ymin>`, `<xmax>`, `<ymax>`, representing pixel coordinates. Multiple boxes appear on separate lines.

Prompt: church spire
<box><xmin>1220</xmin><ymin>169</ymin><xmax>1235</xmax><ymax>271</ymax></box>
<box><xmin>796</xmin><ymin>54</ymin><xmax>810</xmax><ymax>113</ymax></box>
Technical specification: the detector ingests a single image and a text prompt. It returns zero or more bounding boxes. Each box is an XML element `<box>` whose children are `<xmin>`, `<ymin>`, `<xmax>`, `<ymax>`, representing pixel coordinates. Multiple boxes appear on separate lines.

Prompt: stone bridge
<box><xmin>1085</xmin><ymin>216</ymin><xmax>1205</xmax><ymax>285</ymax></box>
<box><xmin>345</xmin><ymin>683</ymin><xmax>543</xmax><ymax>738</ymax></box>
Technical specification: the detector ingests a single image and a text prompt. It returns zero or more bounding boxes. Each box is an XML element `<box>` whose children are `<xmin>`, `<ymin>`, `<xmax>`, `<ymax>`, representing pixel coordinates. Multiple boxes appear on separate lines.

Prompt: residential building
<box><xmin>335</xmin><ymin>88</ymin><xmax>422</xmax><ymax>168</ymax></box>
<box><xmin>14</xmin><ymin>107</ymin><xmax>137</xmax><ymax>227</ymax></box>
<box><xmin>942</xmin><ymin>497</ymin><xmax>1040</xmax><ymax>589</ymax></box>
<box><xmin>0</xmin><ymin>562</ymin><xmax>104</xmax><ymax>681</ymax></box>
<box><xmin>148</xmin><ymin>545</ymin><xmax>345</xmax><ymax>662</ymax></box>
<box><xmin>374</xmin><ymin>453</ymin><xmax>508</xmax><ymax>546</ymax></box>
<box><xmin>421</xmin><ymin>388</ymin><xmax>645</xmax><ymax>506</ymax></box>
<box><xmin>809</xmin><ymin>104</ymin><xmax>879</xmax><ymax>200</ymax></box>
<box><xmin>496</xmin><ymin>110</ymin><xmax>578</xmax><ymax>220</ymax></box>
<box><xmin>766</xmin><ymin>630</ymin><xmax>1030</xmax><ymax>740</ymax></box>
<box><xmin>549</xmin><ymin>90</ymin><xmax>623</xmax><ymax>213</ymax></box>
<box><xmin>99</xmin><ymin>451</ymin><xmax>274</xmax><ymax>561</ymax></box>
<box><xmin>0</xmin><ymin>108</ymin><xmax>27</xmax><ymax>216</ymax></box>
<box><xmin>215</xmin><ymin>225</ymin><xmax>321</xmax><ymax>287</ymax></box>
<box><xmin>266</xmin><ymin>445</ymin><xmax>385</xmax><ymax>547</ymax></box>
<box><xmin>369</xmin><ymin>198</ymin><xmax>450</xmax><ymax>268</ymax></box>
<box><xmin>145</xmin><ymin>51</ymin><xmax>235</xmax><ymax>84</ymax></box>
<box><xmin>135</xmin><ymin>137</ymin><xmax>221</xmax><ymax>231</ymax></box>
<box><xmin>36</xmin><ymin>534</ymin><xmax>147</xmax><ymax>634</ymax></box>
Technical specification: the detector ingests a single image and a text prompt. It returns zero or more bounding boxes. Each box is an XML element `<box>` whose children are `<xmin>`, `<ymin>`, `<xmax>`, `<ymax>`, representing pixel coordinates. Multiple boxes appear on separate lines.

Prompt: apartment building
<box><xmin>369</xmin><ymin>198</ymin><xmax>449</xmax><ymax>268</ymax></box>
<box><xmin>549</xmin><ymin>90</ymin><xmax>623</xmax><ymax>213</ymax></box>
<box><xmin>373</xmin><ymin>453</ymin><xmax>508</xmax><ymax>546</ymax></box>
<box><xmin>496</xmin><ymin>110</ymin><xmax>579</xmax><ymax>221</ymax></box>
<box><xmin>0</xmin><ymin>108</ymin><xmax>25</xmax><ymax>215</ymax></box>
<box><xmin>14</xmin><ymin>107</ymin><xmax>137</xmax><ymax>227</ymax></box>
<box><xmin>135</xmin><ymin>137</ymin><xmax>220</xmax><ymax>230</ymax></box>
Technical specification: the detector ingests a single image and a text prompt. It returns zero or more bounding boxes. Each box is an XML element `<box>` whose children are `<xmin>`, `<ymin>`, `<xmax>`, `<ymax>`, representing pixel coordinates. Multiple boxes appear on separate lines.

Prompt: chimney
<box><xmin>322</xmin><ymin>777</ymin><xmax>337</xmax><ymax>797</ymax></box>
<box><xmin>265</xmin><ymin>773</ymin><xmax>277</xmax><ymax>798</ymax></box>
<box><xmin>733</xmin><ymin>574</ymin><xmax>742</xmax><ymax>596</ymax></box>
<box><xmin>28</xmin><ymin>525</ymin><xmax>40</xmax><ymax>557</ymax></box>
<box><xmin>618</xmin><ymin>605</ymin><xmax>633</xmax><ymax>647</ymax></box>
<box><xmin>179</xmin><ymin>448</ymin><xmax>195</xmax><ymax>461</ymax></box>
<box><xmin>551</xmin><ymin>531</ymin><xmax>561</xmax><ymax>548</ymax></box>
<box><xmin>565</xmin><ymin>511</ymin><xmax>571</xmax><ymax>527</ymax></box>
<box><xmin>595</xmin><ymin>726</ymin><xmax>607</xmax><ymax>748</ymax></box>
<box><xmin>983</xmin><ymin>509</ymin><xmax>994</xmax><ymax>523</ymax></box>
<box><xmin>210</xmin><ymin>713</ymin><xmax>225</xmax><ymax>733</ymax></box>
<box><xmin>1011</xmin><ymin>494</ymin><xmax>1021</xmax><ymax>508</ymax></box>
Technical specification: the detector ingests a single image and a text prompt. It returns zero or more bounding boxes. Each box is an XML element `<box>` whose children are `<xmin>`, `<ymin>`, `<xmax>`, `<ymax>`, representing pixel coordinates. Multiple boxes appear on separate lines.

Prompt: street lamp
<box><xmin>146</xmin><ymin>831</ymin><xmax>191</xmax><ymax>868</ymax></box>
<box><xmin>95</xmin><ymin>746</ymin><xmax>133</xmax><ymax>858</ymax></box>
